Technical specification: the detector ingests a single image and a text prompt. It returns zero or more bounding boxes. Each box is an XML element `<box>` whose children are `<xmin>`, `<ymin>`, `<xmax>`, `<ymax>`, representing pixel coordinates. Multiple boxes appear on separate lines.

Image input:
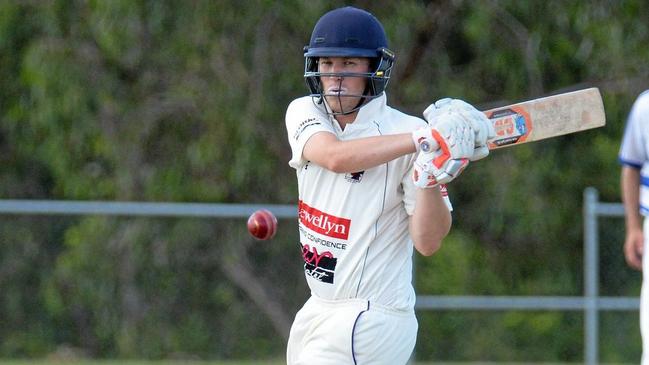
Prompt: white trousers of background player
<box><xmin>287</xmin><ymin>296</ymin><xmax>417</xmax><ymax>365</ymax></box>
<box><xmin>642</xmin><ymin>218</ymin><xmax>649</xmax><ymax>365</ymax></box>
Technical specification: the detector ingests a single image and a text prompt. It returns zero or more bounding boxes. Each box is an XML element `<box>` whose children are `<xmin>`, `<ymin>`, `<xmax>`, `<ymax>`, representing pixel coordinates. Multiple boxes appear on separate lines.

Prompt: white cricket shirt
<box><xmin>285</xmin><ymin>93</ymin><xmax>452</xmax><ymax>311</ymax></box>
<box><xmin>619</xmin><ymin>90</ymin><xmax>649</xmax><ymax>215</ymax></box>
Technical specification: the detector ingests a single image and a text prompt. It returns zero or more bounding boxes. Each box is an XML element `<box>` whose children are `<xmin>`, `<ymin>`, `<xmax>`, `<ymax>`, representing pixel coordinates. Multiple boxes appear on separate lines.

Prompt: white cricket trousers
<box><xmin>286</xmin><ymin>296</ymin><xmax>418</xmax><ymax>365</ymax></box>
<box><xmin>643</xmin><ymin>219</ymin><xmax>649</xmax><ymax>365</ymax></box>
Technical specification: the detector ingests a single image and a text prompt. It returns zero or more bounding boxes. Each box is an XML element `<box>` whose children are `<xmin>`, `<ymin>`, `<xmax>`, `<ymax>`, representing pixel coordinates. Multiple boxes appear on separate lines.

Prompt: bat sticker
<box><xmin>486</xmin><ymin>106</ymin><xmax>533</xmax><ymax>148</ymax></box>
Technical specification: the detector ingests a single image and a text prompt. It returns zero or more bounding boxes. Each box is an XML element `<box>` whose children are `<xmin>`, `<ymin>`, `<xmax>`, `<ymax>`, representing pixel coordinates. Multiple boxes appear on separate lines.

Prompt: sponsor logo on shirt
<box><xmin>299</xmin><ymin>226</ymin><xmax>347</xmax><ymax>250</ymax></box>
<box><xmin>302</xmin><ymin>243</ymin><xmax>337</xmax><ymax>284</ymax></box>
<box><xmin>293</xmin><ymin>117</ymin><xmax>321</xmax><ymax>141</ymax></box>
<box><xmin>298</xmin><ymin>200</ymin><xmax>351</xmax><ymax>240</ymax></box>
<box><xmin>344</xmin><ymin>171</ymin><xmax>364</xmax><ymax>183</ymax></box>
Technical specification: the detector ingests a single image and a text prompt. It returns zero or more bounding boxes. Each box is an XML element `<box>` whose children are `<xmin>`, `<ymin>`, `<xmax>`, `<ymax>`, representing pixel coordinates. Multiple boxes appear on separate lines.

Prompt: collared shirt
<box><xmin>620</xmin><ymin>90</ymin><xmax>649</xmax><ymax>215</ymax></box>
<box><xmin>285</xmin><ymin>93</ymin><xmax>452</xmax><ymax>311</ymax></box>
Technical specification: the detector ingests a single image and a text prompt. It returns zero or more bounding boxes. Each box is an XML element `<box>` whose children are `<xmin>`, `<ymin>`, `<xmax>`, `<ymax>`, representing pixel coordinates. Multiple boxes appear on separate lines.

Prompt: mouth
<box><xmin>326</xmin><ymin>87</ymin><xmax>347</xmax><ymax>95</ymax></box>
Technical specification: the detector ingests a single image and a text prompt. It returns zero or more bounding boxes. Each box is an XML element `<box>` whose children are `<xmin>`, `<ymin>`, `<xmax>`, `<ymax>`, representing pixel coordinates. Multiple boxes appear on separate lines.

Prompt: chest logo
<box><xmin>344</xmin><ymin>171</ymin><xmax>365</xmax><ymax>183</ymax></box>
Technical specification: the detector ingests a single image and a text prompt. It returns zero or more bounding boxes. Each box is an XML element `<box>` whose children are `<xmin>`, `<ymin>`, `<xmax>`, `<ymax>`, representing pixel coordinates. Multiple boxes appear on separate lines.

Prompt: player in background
<box><xmin>285</xmin><ymin>6</ymin><xmax>495</xmax><ymax>364</ymax></box>
<box><xmin>620</xmin><ymin>90</ymin><xmax>649</xmax><ymax>365</ymax></box>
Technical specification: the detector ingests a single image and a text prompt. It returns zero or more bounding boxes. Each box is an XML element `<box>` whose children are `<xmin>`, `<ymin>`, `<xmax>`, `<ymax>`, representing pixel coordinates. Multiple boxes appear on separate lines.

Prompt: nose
<box><xmin>328</xmin><ymin>62</ymin><xmax>344</xmax><ymax>78</ymax></box>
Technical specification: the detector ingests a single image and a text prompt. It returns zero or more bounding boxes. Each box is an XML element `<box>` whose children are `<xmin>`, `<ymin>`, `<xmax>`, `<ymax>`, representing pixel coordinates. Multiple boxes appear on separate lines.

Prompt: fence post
<box><xmin>583</xmin><ymin>187</ymin><xmax>599</xmax><ymax>365</ymax></box>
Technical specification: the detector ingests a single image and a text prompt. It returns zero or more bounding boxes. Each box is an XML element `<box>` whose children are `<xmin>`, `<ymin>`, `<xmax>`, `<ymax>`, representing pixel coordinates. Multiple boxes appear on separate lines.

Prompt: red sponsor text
<box><xmin>298</xmin><ymin>200</ymin><xmax>351</xmax><ymax>239</ymax></box>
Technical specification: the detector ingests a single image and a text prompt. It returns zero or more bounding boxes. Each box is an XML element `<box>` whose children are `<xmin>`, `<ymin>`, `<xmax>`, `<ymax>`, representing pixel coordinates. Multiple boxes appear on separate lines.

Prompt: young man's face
<box><xmin>318</xmin><ymin>57</ymin><xmax>370</xmax><ymax>114</ymax></box>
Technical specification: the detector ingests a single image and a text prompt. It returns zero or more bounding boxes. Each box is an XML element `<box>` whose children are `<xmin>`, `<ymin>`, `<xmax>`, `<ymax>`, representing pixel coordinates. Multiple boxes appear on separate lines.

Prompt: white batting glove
<box><xmin>411</xmin><ymin>112</ymin><xmax>475</xmax><ymax>188</ymax></box>
<box><xmin>412</xmin><ymin>112</ymin><xmax>475</xmax><ymax>162</ymax></box>
<box><xmin>412</xmin><ymin>151</ymin><xmax>469</xmax><ymax>188</ymax></box>
<box><xmin>423</xmin><ymin>98</ymin><xmax>496</xmax><ymax>161</ymax></box>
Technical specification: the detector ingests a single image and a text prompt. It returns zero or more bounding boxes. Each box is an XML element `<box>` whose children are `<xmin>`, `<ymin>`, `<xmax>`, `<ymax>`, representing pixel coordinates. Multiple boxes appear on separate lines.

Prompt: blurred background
<box><xmin>1</xmin><ymin>0</ymin><xmax>648</xmax><ymax>363</ymax></box>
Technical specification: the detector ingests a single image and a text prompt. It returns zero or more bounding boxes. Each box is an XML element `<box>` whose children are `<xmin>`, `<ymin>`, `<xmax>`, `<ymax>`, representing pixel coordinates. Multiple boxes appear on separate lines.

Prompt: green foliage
<box><xmin>0</xmin><ymin>0</ymin><xmax>647</xmax><ymax>362</ymax></box>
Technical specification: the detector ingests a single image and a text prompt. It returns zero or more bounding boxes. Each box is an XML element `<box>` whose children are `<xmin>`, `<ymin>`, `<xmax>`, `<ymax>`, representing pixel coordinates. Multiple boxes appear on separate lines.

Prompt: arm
<box><xmin>621</xmin><ymin>166</ymin><xmax>643</xmax><ymax>270</ymax></box>
<box><xmin>409</xmin><ymin>186</ymin><xmax>452</xmax><ymax>256</ymax></box>
<box><xmin>303</xmin><ymin>132</ymin><xmax>416</xmax><ymax>173</ymax></box>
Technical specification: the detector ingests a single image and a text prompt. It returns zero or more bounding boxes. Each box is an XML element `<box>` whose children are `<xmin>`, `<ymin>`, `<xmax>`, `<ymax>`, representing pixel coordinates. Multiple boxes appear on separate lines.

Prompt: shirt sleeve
<box><xmin>619</xmin><ymin>91</ymin><xmax>649</xmax><ymax>169</ymax></box>
<box><xmin>285</xmin><ymin>97</ymin><xmax>335</xmax><ymax>170</ymax></box>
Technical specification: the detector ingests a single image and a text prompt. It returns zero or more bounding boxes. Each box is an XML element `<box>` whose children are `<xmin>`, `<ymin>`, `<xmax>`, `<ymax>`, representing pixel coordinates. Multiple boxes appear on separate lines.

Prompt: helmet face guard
<box><xmin>303</xmin><ymin>7</ymin><xmax>396</xmax><ymax>115</ymax></box>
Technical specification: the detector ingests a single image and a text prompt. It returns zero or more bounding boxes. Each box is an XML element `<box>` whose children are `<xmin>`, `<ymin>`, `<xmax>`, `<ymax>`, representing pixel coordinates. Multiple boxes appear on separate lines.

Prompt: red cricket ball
<box><xmin>247</xmin><ymin>209</ymin><xmax>278</xmax><ymax>240</ymax></box>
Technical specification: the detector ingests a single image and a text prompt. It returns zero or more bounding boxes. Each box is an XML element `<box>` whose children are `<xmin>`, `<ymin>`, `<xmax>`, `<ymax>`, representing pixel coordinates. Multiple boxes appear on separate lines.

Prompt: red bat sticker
<box><xmin>486</xmin><ymin>106</ymin><xmax>533</xmax><ymax>148</ymax></box>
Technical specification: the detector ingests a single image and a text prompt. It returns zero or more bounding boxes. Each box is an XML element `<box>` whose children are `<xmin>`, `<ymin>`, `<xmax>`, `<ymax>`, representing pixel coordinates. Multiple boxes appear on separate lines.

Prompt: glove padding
<box><xmin>410</xmin><ymin>98</ymin><xmax>493</xmax><ymax>188</ymax></box>
<box><xmin>412</xmin><ymin>150</ymin><xmax>469</xmax><ymax>188</ymax></box>
<box><xmin>411</xmin><ymin>112</ymin><xmax>475</xmax><ymax>188</ymax></box>
<box><xmin>411</xmin><ymin>112</ymin><xmax>475</xmax><ymax>165</ymax></box>
<box><xmin>423</xmin><ymin>98</ymin><xmax>495</xmax><ymax>161</ymax></box>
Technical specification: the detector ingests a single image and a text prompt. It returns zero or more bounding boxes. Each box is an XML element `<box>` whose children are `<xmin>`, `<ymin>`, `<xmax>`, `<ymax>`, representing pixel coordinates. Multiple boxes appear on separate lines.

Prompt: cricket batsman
<box><xmin>284</xmin><ymin>6</ymin><xmax>495</xmax><ymax>364</ymax></box>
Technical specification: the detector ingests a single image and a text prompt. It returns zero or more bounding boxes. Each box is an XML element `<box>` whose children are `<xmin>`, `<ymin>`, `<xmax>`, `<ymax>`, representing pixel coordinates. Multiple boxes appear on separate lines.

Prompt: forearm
<box><xmin>409</xmin><ymin>187</ymin><xmax>452</xmax><ymax>256</ymax></box>
<box><xmin>621</xmin><ymin>166</ymin><xmax>644</xmax><ymax>270</ymax></box>
<box><xmin>303</xmin><ymin>132</ymin><xmax>416</xmax><ymax>173</ymax></box>
<box><xmin>621</xmin><ymin>167</ymin><xmax>642</xmax><ymax>231</ymax></box>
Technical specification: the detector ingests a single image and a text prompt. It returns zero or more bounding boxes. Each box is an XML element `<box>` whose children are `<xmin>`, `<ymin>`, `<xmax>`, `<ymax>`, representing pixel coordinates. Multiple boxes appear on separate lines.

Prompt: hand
<box><xmin>423</xmin><ymin>98</ymin><xmax>496</xmax><ymax>161</ymax></box>
<box><xmin>412</xmin><ymin>111</ymin><xmax>475</xmax><ymax>167</ymax></box>
<box><xmin>412</xmin><ymin>149</ymin><xmax>469</xmax><ymax>188</ymax></box>
<box><xmin>411</xmin><ymin>107</ymin><xmax>477</xmax><ymax>188</ymax></box>
<box><xmin>624</xmin><ymin>228</ymin><xmax>644</xmax><ymax>271</ymax></box>
<box><xmin>411</xmin><ymin>98</ymin><xmax>491</xmax><ymax>183</ymax></box>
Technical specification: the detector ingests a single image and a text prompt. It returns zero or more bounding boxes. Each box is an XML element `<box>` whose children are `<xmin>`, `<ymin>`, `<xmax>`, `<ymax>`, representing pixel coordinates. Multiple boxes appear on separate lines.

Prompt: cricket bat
<box><xmin>483</xmin><ymin>87</ymin><xmax>606</xmax><ymax>149</ymax></box>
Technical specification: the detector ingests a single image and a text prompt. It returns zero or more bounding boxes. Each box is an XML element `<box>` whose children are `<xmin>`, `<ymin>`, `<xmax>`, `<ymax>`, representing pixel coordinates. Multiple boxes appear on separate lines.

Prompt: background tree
<box><xmin>0</xmin><ymin>0</ymin><xmax>647</xmax><ymax>362</ymax></box>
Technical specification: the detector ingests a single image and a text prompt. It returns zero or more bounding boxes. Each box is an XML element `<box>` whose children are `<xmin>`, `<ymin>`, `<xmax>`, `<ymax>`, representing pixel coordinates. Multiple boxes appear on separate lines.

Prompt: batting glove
<box><xmin>411</xmin><ymin>112</ymin><xmax>476</xmax><ymax>188</ymax></box>
<box><xmin>412</xmin><ymin>151</ymin><xmax>469</xmax><ymax>188</ymax></box>
<box><xmin>423</xmin><ymin>98</ymin><xmax>496</xmax><ymax>161</ymax></box>
<box><xmin>412</xmin><ymin>112</ymin><xmax>475</xmax><ymax>164</ymax></box>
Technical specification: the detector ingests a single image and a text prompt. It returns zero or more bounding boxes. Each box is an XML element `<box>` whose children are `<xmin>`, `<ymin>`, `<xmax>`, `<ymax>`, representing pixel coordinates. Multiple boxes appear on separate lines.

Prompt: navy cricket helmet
<box><xmin>303</xmin><ymin>7</ymin><xmax>395</xmax><ymax>111</ymax></box>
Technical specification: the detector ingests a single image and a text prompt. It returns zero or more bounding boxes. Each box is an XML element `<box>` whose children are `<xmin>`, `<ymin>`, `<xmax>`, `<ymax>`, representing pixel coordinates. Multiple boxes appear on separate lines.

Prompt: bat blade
<box><xmin>483</xmin><ymin>87</ymin><xmax>606</xmax><ymax>149</ymax></box>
